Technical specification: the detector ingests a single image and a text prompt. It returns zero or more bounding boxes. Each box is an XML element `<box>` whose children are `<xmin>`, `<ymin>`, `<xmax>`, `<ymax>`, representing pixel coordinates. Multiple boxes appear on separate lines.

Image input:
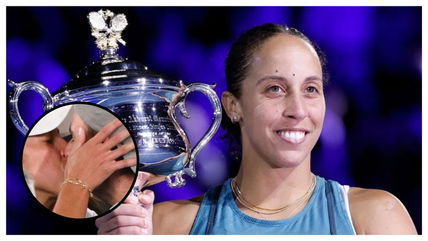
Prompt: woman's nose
<box><xmin>282</xmin><ymin>93</ymin><xmax>307</xmax><ymax>121</ymax></box>
<box><xmin>55</xmin><ymin>136</ymin><xmax>69</xmax><ymax>157</ymax></box>
<box><xmin>62</xmin><ymin>143</ymin><xmax>72</xmax><ymax>158</ymax></box>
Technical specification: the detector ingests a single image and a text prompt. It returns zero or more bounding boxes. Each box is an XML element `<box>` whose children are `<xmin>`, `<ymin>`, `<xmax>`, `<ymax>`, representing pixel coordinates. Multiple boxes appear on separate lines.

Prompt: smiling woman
<box><xmin>95</xmin><ymin>24</ymin><xmax>417</xmax><ymax>235</ymax></box>
<box><xmin>226</xmin><ymin>31</ymin><xmax>325</xmax><ymax>170</ymax></box>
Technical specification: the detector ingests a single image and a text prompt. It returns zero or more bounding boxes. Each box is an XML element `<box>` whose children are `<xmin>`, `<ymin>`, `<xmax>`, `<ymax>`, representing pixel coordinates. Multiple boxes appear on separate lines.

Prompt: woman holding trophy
<box><xmin>95</xmin><ymin>23</ymin><xmax>416</xmax><ymax>234</ymax></box>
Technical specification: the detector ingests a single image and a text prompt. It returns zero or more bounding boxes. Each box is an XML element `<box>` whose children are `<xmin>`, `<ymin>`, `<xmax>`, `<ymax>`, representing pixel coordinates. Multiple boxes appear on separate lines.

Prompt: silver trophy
<box><xmin>8</xmin><ymin>9</ymin><xmax>222</xmax><ymax>188</ymax></box>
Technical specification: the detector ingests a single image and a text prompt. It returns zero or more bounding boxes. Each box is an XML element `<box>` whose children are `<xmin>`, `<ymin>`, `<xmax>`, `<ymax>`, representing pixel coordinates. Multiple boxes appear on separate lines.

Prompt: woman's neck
<box><xmin>234</xmin><ymin>152</ymin><xmax>314</xmax><ymax>219</ymax></box>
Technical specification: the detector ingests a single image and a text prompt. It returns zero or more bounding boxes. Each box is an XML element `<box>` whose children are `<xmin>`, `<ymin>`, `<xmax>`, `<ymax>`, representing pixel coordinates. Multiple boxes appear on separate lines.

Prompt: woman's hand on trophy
<box><xmin>64</xmin><ymin>119</ymin><xmax>136</xmax><ymax>191</ymax></box>
<box><xmin>96</xmin><ymin>172</ymin><xmax>155</xmax><ymax>235</ymax></box>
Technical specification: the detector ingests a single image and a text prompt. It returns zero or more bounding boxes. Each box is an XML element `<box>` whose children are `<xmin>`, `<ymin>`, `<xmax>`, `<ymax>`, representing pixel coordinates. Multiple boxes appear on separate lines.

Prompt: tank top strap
<box><xmin>325</xmin><ymin>179</ymin><xmax>337</xmax><ymax>234</ymax></box>
<box><xmin>190</xmin><ymin>184</ymin><xmax>222</xmax><ymax>234</ymax></box>
<box><xmin>323</xmin><ymin>178</ymin><xmax>356</xmax><ymax>235</ymax></box>
<box><xmin>205</xmin><ymin>185</ymin><xmax>222</xmax><ymax>234</ymax></box>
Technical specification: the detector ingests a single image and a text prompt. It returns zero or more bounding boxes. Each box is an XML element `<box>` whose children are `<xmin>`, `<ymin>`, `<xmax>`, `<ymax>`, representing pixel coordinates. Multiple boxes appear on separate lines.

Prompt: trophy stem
<box><xmin>100</xmin><ymin>47</ymin><xmax>119</xmax><ymax>59</ymax></box>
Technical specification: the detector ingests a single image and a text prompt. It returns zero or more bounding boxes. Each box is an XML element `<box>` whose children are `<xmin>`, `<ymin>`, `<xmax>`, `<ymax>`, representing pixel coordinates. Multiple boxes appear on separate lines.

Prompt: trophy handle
<box><xmin>166</xmin><ymin>83</ymin><xmax>222</xmax><ymax>187</ymax></box>
<box><xmin>8</xmin><ymin>80</ymin><xmax>54</xmax><ymax>135</ymax></box>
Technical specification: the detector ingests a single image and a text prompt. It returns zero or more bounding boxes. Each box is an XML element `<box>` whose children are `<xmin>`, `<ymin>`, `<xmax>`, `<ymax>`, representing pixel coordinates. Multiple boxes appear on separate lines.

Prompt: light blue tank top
<box><xmin>190</xmin><ymin>176</ymin><xmax>355</xmax><ymax>235</ymax></box>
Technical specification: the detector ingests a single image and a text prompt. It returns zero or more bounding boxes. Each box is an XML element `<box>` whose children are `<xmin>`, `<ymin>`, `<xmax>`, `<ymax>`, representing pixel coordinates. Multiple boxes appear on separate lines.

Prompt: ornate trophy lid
<box><xmin>56</xmin><ymin>9</ymin><xmax>180</xmax><ymax>94</ymax></box>
<box><xmin>88</xmin><ymin>9</ymin><xmax>128</xmax><ymax>53</ymax></box>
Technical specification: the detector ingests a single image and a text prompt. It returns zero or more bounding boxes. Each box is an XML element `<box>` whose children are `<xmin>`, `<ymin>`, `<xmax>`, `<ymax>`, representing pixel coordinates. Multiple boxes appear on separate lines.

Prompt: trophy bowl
<box><xmin>8</xmin><ymin>9</ymin><xmax>222</xmax><ymax>188</ymax></box>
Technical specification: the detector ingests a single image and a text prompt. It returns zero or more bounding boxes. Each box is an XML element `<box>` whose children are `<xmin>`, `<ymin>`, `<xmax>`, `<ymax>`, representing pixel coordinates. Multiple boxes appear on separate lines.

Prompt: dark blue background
<box><xmin>6</xmin><ymin>6</ymin><xmax>421</xmax><ymax>234</ymax></box>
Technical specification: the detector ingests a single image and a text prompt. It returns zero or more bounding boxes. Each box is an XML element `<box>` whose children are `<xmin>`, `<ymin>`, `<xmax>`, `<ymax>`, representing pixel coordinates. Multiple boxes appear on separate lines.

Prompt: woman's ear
<box><xmin>221</xmin><ymin>91</ymin><xmax>242</xmax><ymax>122</ymax></box>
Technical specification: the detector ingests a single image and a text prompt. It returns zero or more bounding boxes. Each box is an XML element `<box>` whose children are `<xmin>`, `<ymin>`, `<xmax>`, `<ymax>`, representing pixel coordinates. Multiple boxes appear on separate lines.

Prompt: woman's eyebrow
<box><xmin>256</xmin><ymin>75</ymin><xmax>323</xmax><ymax>86</ymax></box>
<box><xmin>256</xmin><ymin>75</ymin><xmax>287</xmax><ymax>86</ymax></box>
<box><xmin>304</xmin><ymin>76</ymin><xmax>323</xmax><ymax>83</ymax></box>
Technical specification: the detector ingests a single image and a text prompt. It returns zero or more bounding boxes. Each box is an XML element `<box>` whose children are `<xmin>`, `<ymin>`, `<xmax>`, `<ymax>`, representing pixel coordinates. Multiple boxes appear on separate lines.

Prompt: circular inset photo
<box><xmin>22</xmin><ymin>103</ymin><xmax>138</xmax><ymax>219</ymax></box>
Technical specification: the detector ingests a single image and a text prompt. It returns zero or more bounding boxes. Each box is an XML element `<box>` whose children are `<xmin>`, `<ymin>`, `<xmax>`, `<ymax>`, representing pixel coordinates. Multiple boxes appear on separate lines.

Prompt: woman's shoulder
<box><xmin>347</xmin><ymin>187</ymin><xmax>417</xmax><ymax>234</ymax></box>
<box><xmin>153</xmin><ymin>195</ymin><xmax>203</xmax><ymax>234</ymax></box>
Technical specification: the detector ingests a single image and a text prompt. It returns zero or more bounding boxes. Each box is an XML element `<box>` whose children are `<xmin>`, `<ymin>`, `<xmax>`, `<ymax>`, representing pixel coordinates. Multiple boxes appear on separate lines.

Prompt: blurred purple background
<box><xmin>6</xmin><ymin>7</ymin><xmax>421</xmax><ymax>234</ymax></box>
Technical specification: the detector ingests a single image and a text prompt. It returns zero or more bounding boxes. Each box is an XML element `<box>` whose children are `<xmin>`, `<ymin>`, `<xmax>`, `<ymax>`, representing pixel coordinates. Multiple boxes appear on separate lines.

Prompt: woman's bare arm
<box><xmin>53</xmin><ymin>183</ymin><xmax>91</xmax><ymax>218</ymax></box>
<box><xmin>348</xmin><ymin>187</ymin><xmax>417</xmax><ymax>234</ymax></box>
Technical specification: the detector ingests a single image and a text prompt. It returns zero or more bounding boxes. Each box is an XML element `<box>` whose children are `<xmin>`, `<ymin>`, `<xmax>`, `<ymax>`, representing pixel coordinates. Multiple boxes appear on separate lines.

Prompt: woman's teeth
<box><xmin>278</xmin><ymin>130</ymin><xmax>305</xmax><ymax>143</ymax></box>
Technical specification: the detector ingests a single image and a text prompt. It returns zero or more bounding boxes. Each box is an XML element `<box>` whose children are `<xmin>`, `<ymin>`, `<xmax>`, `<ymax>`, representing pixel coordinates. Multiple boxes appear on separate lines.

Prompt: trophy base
<box><xmin>139</xmin><ymin>152</ymin><xmax>187</xmax><ymax>176</ymax></box>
